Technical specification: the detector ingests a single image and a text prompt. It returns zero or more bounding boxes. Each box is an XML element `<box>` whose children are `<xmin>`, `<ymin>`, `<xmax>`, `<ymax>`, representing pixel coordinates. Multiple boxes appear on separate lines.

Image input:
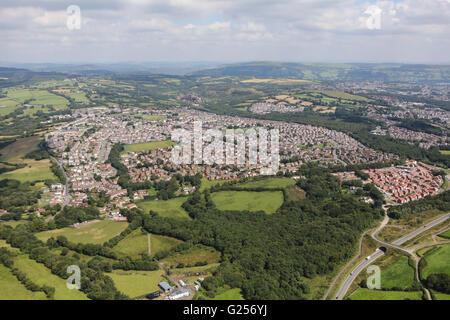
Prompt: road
<box><xmin>50</xmin><ymin>156</ymin><xmax>71</xmax><ymax>206</ymax></box>
<box><xmin>334</xmin><ymin>213</ymin><xmax>450</xmax><ymax>300</ymax></box>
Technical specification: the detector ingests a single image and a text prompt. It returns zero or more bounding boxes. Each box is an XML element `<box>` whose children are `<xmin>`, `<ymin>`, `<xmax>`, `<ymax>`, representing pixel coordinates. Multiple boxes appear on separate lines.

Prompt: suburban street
<box><xmin>334</xmin><ymin>212</ymin><xmax>450</xmax><ymax>300</ymax></box>
<box><xmin>50</xmin><ymin>156</ymin><xmax>71</xmax><ymax>206</ymax></box>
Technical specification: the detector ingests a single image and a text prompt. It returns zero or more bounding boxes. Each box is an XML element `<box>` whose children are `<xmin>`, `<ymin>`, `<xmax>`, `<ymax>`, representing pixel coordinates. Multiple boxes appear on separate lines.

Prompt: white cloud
<box><xmin>0</xmin><ymin>0</ymin><xmax>448</xmax><ymax>63</ymax></box>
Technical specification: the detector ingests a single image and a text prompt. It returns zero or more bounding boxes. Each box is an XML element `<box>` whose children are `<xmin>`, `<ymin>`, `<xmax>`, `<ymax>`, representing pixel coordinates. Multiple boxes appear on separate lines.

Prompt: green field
<box><xmin>151</xmin><ymin>233</ymin><xmax>183</xmax><ymax>257</ymax></box>
<box><xmin>212</xmin><ymin>288</ymin><xmax>245</xmax><ymax>300</ymax></box>
<box><xmin>112</xmin><ymin>229</ymin><xmax>182</xmax><ymax>258</ymax></box>
<box><xmin>236</xmin><ymin>177</ymin><xmax>295</xmax><ymax>189</ymax></box>
<box><xmin>112</xmin><ymin>228</ymin><xmax>149</xmax><ymax>258</ymax></box>
<box><xmin>349</xmin><ymin>288</ymin><xmax>422</xmax><ymax>300</ymax></box>
<box><xmin>5</xmin><ymin>88</ymin><xmax>69</xmax><ymax>107</ymax></box>
<box><xmin>0</xmin><ymin>159</ymin><xmax>56</xmax><ymax>182</ymax></box>
<box><xmin>0</xmin><ymin>264</ymin><xmax>47</xmax><ymax>300</ymax></box>
<box><xmin>163</xmin><ymin>247</ymin><xmax>221</xmax><ymax>268</ymax></box>
<box><xmin>13</xmin><ymin>254</ymin><xmax>89</xmax><ymax>300</ymax></box>
<box><xmin>107</xmin><ymin>269</ymin><xmax>165</xmax><ymax>298</ymax></box>
<box><xmin>125</xmin><ymin>140</ymin><xmax>175</xmax><ymax>152</ymax></box>
<box><xmin>439</xmin><ymin>229</ymin><xmax>450</xmax><ymax>239</ymax></box>
<box><xmin>432</xmin><ymin>291</ymin><xmax>450</xmax><ymax>300</ymax></box>
<box><xmin>199</xmin><ymin>178</ymin><xmax>231</xmax><ymax>192</ymax></box>
<box><xmin>439</xmin><ymin>150</ymin><xmax>450</xmax><ymax>155</ymax></box>
<box><xmin>422</xmin><ymin>244</ymin><xmax>450</xmax><ymax>279</ymax></box>
<box><xmin>137</xmin><ymin>197</ymin><xmax>190</xmax><ymax>220</ymax></box>
<box><xmin>36</xmin><ymin>220</ymin><xmax>129</xmax><ymax>244</ymax></box>
<box><xmin>381</xmin><ymin>257</ymin><xmax>416</xmax><ymax>290</ymax></box>
<box><xmin>211</xmin><ymin>191</ymin><xmax>284</xmax><ymax>214</ymax></box>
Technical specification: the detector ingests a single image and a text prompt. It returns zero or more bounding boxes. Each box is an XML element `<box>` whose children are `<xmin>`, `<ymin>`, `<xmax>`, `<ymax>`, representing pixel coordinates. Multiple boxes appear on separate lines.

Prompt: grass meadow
<box><xmin>36</xmin><ymin>220</ymin><xmax>129</xmax><ymax>244</ymax></box>
<box><xmin>211</xmin><ymin>191</ymin><xmax>283</xmax><ymax>214</ymax></box>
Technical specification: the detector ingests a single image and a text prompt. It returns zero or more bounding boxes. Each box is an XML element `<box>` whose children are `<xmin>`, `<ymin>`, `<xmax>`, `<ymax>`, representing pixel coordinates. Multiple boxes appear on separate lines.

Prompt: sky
<box><xmin>0</xmin><ymin>0</ymin><xmax>449</xmax><ymax>64</ymax></box>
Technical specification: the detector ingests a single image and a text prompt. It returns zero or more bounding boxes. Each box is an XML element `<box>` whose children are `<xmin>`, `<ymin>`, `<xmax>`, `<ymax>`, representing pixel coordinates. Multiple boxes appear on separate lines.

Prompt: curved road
<box><xmin>334</xmin><ymin>213</ymin><xmax>450</xmax><ymax>300</ymax></box>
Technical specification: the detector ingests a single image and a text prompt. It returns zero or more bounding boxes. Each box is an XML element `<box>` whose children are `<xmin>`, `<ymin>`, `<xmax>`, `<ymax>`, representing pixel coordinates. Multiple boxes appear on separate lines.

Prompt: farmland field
<box><xmin>422</xmin><ymin>244</ymin><xmax>450</xmax><ymax>278</ymax></box>
<box><xmin>36</xmin><ymin>220</ymin><xmax>129</xmax><ymax>244</ymax></box>
<box><xmin>211</xmin><ymin>191</ymin><xmax>284</xmax><ymax>214</ymax></box>
<box><xmin>107</xmin><ymin>269</ymin><xmax>165</xmax><ymax>298</ymax></box>
<box><xmin>125</xmin><ymin>140</ymin><xmax>175</xmax><ymax>152</ymax></box>
<box><xmin>349</xmin><ymin>288</ymin><xmax>422</xmax><ymax>300</ymax></box>
<box><xmin>5</xmin><ymin>88</ymin><xmax>69</xmax><ymax>107</ymax></box>
<box><xmin>13</xmin><ymin>254</ymin><xmax>89</xmax><ymax>300</ymax></box>
<box><xmin>380</xmin><ymin>257</ymin><xmax>416</xmax><ymax>290</ymax></box>
<box><xmin>0</xmin><ymin>264</ymin><xmax>47</xmax><ymax>300</ymax></box>
<box><xmin>137</xmin><ymin>197</ymin><xmax>190</xmax><ymax>220</ymax></box>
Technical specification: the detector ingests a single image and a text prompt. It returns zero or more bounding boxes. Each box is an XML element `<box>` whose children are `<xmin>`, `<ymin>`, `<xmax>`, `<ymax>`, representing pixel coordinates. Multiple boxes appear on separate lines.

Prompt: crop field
<box><xmin>211</xmin><ymin>191</ymin><xmax>284</xmax><ymax>214</ymax></box>
<box><xmin>349</xmin><ymin>288</ymin><xmax>422</xmax><ymax>300</ymax></box>
<box><xmin>0</xmin><ymin>159</ymin><xmax>55</xmax><ymax>182</ymax></box>
<box><xmin>125</xmin><ymin>140</ymin><xmax>175</xmax><ymax>152</ymax></box>
<box><xmin>107</xmin><ymin>269</ymin><xmax>165</xmax><ymax>298</ymax></box>
<box><xmin>236</xmin><ymin>177</ymin><xmax>295</xmax><ymax>189</ymax></box>
<box><xmin>0</xmin><ymin>264</ymin><xmax>47</xmax><ymax>300</ymax></box>
<box><xmin>36</xmin><ymin>220</ymin><xmax>129</xmax><ymax>244</ymax></box>
<box><xmin>137</xmin><ymin>197</ymin><xmax>191</xmax><ymax>220</ymax></box>
<box><xmin>380</xmin><ymin>257</ymin><xmax>416</xmax><ymax>290</ymax></box>
<box><xmin>13</xmin><ymin>254</ymin><xmax>89</xmax><ymax>300</ymax></box>
<box><xmin>162</xmin><ymin>247</ymin><xmax>221</xmax><ymax>268</ymax></box>
<box><xmin>422</xmin><ymin>244</ymin><xmax>450</xmax><ymax>278</ymax></box>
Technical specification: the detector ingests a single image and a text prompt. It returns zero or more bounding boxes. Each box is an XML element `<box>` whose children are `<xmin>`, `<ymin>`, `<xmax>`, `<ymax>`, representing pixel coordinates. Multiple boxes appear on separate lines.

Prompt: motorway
<box><xmin>334</xmin><ymin>212</ymin><xmax>450</xmax><ymax>300</ymax></box>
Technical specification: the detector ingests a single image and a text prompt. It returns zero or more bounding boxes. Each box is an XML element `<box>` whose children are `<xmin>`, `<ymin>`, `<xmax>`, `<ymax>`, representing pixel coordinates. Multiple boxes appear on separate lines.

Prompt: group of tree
<box><xmin>0</xmin><ymin>224</ymin><xmax>128</xmax><ymax>300</ymax></box>
<box><xmin>137</xmin><ymin>168</ymin><xmax>383</xmax><ymax>299</ymax></box>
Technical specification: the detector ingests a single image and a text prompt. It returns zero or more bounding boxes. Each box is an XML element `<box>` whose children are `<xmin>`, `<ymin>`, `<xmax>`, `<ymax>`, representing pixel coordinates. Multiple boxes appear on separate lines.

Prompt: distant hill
<box><xmin>189</xmin><ymin>61</ymin><xmax>450</xmax><ymax>82</ymax></box>
<box><xmin>0</xmin><ymin>67</ymin><xmax>65</xmax><ymax>88</ymax></box>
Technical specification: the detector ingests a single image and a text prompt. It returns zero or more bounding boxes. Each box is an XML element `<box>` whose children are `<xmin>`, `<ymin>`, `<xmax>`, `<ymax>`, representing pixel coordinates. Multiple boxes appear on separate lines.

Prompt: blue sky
<box><xmin>0</xmin><ymin>0</ymin><xmax>449</xmax><ymax>64</ymax></box>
